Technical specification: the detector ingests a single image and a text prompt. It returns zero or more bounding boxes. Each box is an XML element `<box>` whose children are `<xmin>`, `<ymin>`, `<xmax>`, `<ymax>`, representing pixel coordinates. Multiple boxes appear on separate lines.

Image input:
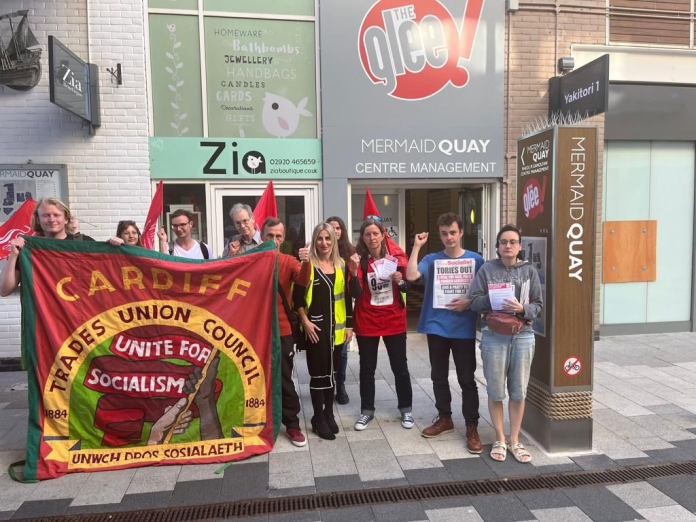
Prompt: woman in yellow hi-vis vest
<box><xmin>294</xmin><ymin>223</ymin><xmax>361</xmax><ymax>440</ymax></box>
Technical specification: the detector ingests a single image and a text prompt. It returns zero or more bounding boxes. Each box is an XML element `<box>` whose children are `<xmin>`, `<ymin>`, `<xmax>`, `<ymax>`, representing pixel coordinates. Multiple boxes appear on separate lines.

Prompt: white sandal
<box><xmin>490</xmin><ymin>440</ymin><xmax>507</xmax><ymax>462</ymax></box>
<box><xmin>510</xmin><ymin>442</ymin><xmax>532</xmax><ymax>463</ymax></box>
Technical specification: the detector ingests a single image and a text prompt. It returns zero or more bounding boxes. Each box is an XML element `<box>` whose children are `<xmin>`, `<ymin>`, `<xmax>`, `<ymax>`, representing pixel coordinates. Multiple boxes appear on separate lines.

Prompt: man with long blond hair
<box><xmin>0</xmin><ymin>198</ymin><xmax>94</xmax><ymax>296</ymax></box>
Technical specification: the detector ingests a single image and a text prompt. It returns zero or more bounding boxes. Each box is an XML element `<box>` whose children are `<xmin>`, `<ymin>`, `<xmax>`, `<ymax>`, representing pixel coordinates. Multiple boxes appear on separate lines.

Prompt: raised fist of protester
<box><xmin>414</xmin><ymin>232</ymin><xmax>428</xmax><ymax>248</ymax></box>
<box><xmin>298</xmin><ymin>242</ymin><xmax>310</xmax><ymax>262</ymax></box>
<box><xmin>391</xmin><ymin>271</ymin><xmax>403</xmax><ymax>283</ymax></box>
<box><xmin>157</xmin><ymin>227</ymin><xmax>167</xmax><ymax>242</ymax></box>
<box><xmin>228</xmin><ymin>240</ymin><xmax>241</xmax><ymax>256</ymax></box>
<box><xmin>107</xmin><ymin>237</ymin><xmax>124</xmax><ymax>247</ymax></box>
<box><xmin>349</xmin><ymin>253</ymin><xmax>360</xmax><ymax>276</ymax></box>
<box><xmin>9</xmin><ymin>237</ymin><xmax>25</xmax><ymax>258</ymax></box>
<box><xmin>445</xmin><ymin>297</ymin><xmax>470</xmax><ymax>313</ymax></box>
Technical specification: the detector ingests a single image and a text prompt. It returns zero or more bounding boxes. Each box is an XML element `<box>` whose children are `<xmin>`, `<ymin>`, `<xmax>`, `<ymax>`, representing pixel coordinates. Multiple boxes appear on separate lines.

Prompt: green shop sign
<box><xmin>150</xmin><ymin>137</ymin><xmax>321</xmax><ymax>179</ymax></box>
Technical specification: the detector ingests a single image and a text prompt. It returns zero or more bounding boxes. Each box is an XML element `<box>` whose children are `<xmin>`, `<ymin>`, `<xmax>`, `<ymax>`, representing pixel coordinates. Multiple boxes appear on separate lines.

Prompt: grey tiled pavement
<box><xmin>1</xmin><ymin>332</ymin><xmax>696</xmax><ymax>521</ymax></box>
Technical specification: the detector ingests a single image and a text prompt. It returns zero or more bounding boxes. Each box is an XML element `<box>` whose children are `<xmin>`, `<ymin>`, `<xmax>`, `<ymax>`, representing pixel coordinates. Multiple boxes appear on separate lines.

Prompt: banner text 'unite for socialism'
<box><xmin>20</xmin><ymin>237</ymin><xmax>281</xmax><ymax>480</ymax></box>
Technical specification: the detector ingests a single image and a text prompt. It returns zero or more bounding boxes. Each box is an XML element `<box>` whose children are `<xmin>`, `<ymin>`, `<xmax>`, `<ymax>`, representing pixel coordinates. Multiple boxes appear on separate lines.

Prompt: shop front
<box><xmin>319</xmin><ymin>0</ymin><xmax>506</xmax><ymax>260</ymax></box>
<box><xmin>574</xmin><ymin>46</ymin><xmax>696</xmax><ymax>334</ymax></box>
<box><xmin>146</xmin><ymin>1</ymin><xmax>320</xmax><ymax>252</ymax></box>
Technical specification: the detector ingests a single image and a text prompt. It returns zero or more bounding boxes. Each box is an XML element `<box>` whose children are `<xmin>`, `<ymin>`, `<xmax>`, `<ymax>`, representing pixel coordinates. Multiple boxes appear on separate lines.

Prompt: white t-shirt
<box><xmin>171</xmin><ymin>241</ymin><xmax>212</xmax><ymax>260</ymax></box>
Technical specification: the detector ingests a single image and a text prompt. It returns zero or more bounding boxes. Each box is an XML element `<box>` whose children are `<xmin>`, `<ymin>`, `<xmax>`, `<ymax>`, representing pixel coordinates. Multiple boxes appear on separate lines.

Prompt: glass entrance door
<box><xmin>210</xmin><ymin>183</ymin><xmax>320</xmax><ymax>258</ymax></box>
<box><xmin>460</xmin><ymin>187</ymin><xmax>485</xmax><ymax>256</ymax></box>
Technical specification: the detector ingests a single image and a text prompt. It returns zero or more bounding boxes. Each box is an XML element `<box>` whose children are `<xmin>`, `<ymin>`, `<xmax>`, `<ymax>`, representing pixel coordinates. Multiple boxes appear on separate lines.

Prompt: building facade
<box><xmin>0</xmin><ymin>0</ymin><xmax>150</xmax><ymax>360</ymax></box>
<box><xmin>0</xmin><ymin>0</ymin><xmax>695</xmax><ymax>358</ymax></box>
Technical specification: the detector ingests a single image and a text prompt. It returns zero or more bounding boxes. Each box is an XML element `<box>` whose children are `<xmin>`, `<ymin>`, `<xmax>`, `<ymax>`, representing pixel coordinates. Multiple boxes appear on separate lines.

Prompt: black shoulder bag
<box><xmin>277</xmin><ymin>286</ymin><xmax>303</xmax><ymax>349</ymax></box>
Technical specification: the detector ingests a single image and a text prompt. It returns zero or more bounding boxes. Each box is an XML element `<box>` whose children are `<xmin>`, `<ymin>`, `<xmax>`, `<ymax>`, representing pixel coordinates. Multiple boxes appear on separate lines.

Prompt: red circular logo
<box><xmin>358</xmin><ymin>0</ymin><xmax>485</xmax><ymax>100</ymax></box>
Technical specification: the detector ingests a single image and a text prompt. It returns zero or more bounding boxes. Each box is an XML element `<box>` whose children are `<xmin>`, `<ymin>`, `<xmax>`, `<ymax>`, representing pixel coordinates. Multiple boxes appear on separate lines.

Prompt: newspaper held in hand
<box><xmin>433</xmin><ymin>258</ymin><xmax>475</xmax><ymax>309</ymax></box>
<box><xmin>488</xmin><ymin>282</ymin><xmax>515</xmax><ymax>311</ymax></box>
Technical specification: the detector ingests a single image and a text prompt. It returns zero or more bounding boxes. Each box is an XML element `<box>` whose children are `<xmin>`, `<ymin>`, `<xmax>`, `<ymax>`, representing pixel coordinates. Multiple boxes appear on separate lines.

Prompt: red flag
<box><xmin>142</xmin><ymin>181</ymin><xmax>163</xmax><ymax>250</ymax></box>
<box><xmin>0</xmin><ymin>198</ymin><xmax>36</xmax><ymax>260</ymax></box>
<box><xmin>362</xmin><ymin>186</ymin><xmax>380</xmax><ymax>219</ymax></box>
<box><xmin>253</xmin><ymin>181</ymin><xmax>277</xmax><ymax>229</ymax></box>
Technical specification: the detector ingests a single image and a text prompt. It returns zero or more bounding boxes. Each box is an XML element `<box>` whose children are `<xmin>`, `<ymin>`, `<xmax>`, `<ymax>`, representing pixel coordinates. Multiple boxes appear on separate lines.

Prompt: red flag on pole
<box><xmin>0</xmin><ymin>198</ymin><xmax>36</xmax><ymax>260</ymax></box>
<box><xmin>253</xmin><ymin>181</ymin><xmax>277</xmax><ymax>229</ymax></box>
<box><xmin>362</xmin><ymin>186</ymin><xmax>380</xmax><ymax>219</ymax></box>
<box><xmin>142</xmin><ymin>181</ymin><xmax>164</xmax><ymax>250</ymax></box>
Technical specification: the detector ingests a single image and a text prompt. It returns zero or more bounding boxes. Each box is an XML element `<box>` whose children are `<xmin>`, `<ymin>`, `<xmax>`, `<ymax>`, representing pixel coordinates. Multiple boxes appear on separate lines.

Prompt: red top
<box><xmin>277</xmin><ymin>253</ymin><xmax>301</xmax><ymax>337</ymax></box>
<box><xmin>353</xmin><ymin>243</ymin><xmax>408</xmax><ymax>337</ymax></box>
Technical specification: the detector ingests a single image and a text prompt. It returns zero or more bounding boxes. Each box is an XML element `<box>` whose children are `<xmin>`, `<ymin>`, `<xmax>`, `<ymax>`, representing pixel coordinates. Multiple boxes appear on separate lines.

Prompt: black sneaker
<box><xmin>354</xmin><ymin>414</ymin><xmax>374</xmax><ymax>431</ymax></box>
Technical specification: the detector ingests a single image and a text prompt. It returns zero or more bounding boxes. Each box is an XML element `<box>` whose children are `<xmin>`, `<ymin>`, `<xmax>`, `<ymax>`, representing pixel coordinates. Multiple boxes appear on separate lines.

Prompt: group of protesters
<box><xmin>0</xmin><ymin>197</ymin><xmax>542</xmax><ymax>464</ymax></box>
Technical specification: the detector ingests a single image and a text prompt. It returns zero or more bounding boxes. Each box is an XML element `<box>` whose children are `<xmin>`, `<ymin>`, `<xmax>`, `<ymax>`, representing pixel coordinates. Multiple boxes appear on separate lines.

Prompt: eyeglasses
<box><xmin>498</xmin><ymin>239</ymin><xmax>520</xmax><ymax>246</ymax></box>
<box><xmin>171</xmin><ymin>222</ymin><xmax>191</xmax><ymax>229</ymax></box>
<box><xmin>364</xmin><ymin>215</ymin><xmax>382</xmax><ymax>222</ymax></box>
<box><xmin>234</xmin><ymin>219</ymin><xmax>252</xmax><ymax>227</ymax></box>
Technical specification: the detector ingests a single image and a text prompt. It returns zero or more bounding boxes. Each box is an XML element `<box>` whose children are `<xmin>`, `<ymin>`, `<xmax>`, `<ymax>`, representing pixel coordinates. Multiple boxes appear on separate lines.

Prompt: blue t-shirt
<box><xmin>417</xmin><ymin>250</ymin><xmax>484</xmax><ymax>339</ymax></box>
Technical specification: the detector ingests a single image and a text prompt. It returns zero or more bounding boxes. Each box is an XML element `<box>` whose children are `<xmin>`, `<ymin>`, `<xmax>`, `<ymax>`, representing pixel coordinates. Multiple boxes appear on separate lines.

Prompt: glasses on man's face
<box><xmin>171</xmin><ymin>222</ymin><xmax>191</xmax><ymax>229</ymax></box>
<box><xmin>498</xmin><ymin>239</ymin><xmax>519</xmax><ymax>246</ymax></box>
<box><xmin>234</xmin><ymin>219</ymin><xmax>251</xmax><ymax>227</ymax></box>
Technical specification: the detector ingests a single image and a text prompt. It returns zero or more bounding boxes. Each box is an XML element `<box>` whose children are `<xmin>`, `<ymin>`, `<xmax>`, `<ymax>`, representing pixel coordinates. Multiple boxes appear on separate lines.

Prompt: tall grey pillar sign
<box><xmin>319</xmin><ymin>0</ymin><xmax>505</xmax><ymax>218</ymax></box>
<box><xmin>517</xmin><ymin>126</ymin><xmax>598</xmax><ymax>452</ymax></box>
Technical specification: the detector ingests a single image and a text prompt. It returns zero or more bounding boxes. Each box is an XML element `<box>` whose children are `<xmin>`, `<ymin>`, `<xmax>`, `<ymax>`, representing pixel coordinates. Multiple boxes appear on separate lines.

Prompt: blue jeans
<box><xmin>480</xmin><ymin>330</ymin><xmax>535</xmax><ymax>402</ymax></box>
<box><xmin>335</xmin><ymin>343</ymin><xmax>348</xmax><ymax>383</ymax></box>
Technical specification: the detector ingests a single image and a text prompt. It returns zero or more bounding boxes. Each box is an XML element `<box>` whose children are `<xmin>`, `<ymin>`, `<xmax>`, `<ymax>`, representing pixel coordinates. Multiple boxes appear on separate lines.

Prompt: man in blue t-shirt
<box><xmin>406</xmin><ymin>212</ymin><xmax>484</xmax><ymax>454</ymax></box>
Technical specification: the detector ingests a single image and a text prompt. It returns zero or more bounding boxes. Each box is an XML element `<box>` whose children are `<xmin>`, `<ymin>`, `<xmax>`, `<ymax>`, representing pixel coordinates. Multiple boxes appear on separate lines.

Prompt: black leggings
<box><xmin>357</xmin><ymin>332</ymin><xmax>412</xmax><ymax>415</ymax></box>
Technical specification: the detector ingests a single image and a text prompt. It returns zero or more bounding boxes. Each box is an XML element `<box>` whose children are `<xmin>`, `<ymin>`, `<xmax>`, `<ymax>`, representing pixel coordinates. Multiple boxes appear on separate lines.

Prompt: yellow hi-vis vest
<box><xmin>304</xmin><ymin>262</ymin><xmax>347</xmax><ymax>345</ymax></box>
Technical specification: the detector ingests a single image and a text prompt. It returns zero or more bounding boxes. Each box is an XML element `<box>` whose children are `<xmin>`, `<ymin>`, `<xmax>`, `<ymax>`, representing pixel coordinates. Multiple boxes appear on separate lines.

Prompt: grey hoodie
<box><xmin>468</xmin><ymin>258</ymin><xmax>543</xmax><ymax>333</ymax></box>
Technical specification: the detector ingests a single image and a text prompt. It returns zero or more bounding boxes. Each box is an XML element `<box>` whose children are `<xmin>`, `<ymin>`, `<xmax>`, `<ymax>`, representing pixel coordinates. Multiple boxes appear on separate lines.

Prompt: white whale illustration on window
<box><xmin>261</xmin><ymin>93</ymin><xmax>312</xmax><ymax>138</ymax></box>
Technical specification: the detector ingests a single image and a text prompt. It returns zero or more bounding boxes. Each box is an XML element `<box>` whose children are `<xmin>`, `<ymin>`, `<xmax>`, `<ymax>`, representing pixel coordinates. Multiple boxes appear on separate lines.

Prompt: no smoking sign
<box><xmin>563</xmin><ymin>356</ymin><xmax>582</xmax><ymax>376</ymax></box>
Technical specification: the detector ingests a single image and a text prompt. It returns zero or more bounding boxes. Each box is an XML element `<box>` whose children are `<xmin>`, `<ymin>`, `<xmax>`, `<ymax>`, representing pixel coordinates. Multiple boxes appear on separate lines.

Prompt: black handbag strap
<box><xmin>277</xmin><ymin>285</ymin><xmax>293</xmax><ymax>318</ymax></box>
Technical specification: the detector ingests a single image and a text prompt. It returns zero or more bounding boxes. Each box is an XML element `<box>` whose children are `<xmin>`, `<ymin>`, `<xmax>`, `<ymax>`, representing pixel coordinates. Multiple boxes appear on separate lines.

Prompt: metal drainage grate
<box><xmin>18</xmin><ymin>460</ymin><xmax>696</xmax><ymax>522</ymax></box>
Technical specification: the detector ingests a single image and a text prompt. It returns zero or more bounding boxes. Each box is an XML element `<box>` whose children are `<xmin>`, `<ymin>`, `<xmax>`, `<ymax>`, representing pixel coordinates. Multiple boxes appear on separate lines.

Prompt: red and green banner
<box><xmin>19</xmin><ymin>237</ymin><xmax>280</xmax><ymax>480</ymax></box>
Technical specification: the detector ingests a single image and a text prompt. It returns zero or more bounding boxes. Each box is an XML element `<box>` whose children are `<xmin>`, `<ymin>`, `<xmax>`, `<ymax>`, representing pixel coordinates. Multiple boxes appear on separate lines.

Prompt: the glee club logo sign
<box><xmin>522</xmin><ymin>176</ymin><xmax>547</xmax><ymax>220</ymax></box>
<box><xmin>358</xmin><ymin>0</ymin><xmax>486</xmax><ymax>100</ymax></box>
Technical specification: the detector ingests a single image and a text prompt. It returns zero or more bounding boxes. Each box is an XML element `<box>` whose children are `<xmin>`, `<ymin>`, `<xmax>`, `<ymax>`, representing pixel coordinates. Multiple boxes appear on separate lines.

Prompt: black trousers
<box><xmin>427</xmin><ymin>334</ymin><xmax>479</xmax><ymax>427</ymax></box>
<box><xmin>281</xmin><ymin>335</ymin><xmax>301</xmax><ymax>430</ymax></box>
<box><xmin>357</xmin><ymin>332</ymin><xmax>412</xmax><ymax>415</ymax></box>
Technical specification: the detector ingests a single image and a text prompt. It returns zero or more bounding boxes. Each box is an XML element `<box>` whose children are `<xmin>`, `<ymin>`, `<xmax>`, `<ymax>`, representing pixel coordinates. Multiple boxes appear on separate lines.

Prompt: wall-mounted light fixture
<box><xmin>558</xmin><ymin>56</ymin><xmax>575</xmax><ymax>74</ymax></box>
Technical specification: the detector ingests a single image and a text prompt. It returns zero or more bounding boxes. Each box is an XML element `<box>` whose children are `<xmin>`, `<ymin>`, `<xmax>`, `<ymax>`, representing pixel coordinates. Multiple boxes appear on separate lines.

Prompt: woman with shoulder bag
<box><xmin>468</xmin><ymin>224</ymin><xmax>542</xmax><ymax>464</ymax></box>
<box><xmin>293</xmin><ymin>223</ymin><xmax>361</xmax><ymax>440</ymax></box>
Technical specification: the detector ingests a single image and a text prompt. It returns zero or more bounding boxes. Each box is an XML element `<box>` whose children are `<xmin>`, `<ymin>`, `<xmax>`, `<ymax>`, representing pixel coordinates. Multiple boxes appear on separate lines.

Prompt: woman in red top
<box><xmin>353</xmin><ymin>217</ymin><xmax>413</xmax><ymax>431</ymax></box>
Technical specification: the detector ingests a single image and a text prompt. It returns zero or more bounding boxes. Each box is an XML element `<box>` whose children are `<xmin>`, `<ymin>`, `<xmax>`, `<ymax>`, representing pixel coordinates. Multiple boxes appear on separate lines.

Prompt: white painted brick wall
<box><xmin>0</xmin><ymin>0</ymin><xmax>150</xmax><ymax>358</ymax></box>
